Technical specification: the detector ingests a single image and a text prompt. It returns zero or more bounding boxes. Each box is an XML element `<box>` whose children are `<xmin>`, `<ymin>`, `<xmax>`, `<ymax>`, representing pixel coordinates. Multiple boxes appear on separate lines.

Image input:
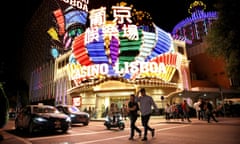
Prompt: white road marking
<box><xmin>27</xmin><ymin>124</ymin><xmax>190</xmax><ymax>143</ymax></box>
<box><xmin>75</xmin><ymin>125</ymin><xmax>190</xmax><ymax>144</ymax></box>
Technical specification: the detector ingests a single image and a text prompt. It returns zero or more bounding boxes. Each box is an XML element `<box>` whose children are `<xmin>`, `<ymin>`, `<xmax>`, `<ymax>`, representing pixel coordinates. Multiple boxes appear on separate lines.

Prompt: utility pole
<box><xmin>220</xmin><ymin>87</ymin><xmax>225</xmax><ymax>117</ymax></box>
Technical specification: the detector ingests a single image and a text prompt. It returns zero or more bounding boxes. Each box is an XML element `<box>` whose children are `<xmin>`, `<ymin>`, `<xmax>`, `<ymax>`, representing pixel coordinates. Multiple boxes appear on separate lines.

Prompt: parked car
<box><xmin>55</xmin><ymin>104</ymin><xmax>90</xmax><ymax>125</ymax></box>
<box><xmin>8</xmin><ymin>111</ymin><xmax>16</xmax><ymax>120</ymax></box>
<box><xmin>15</xmin><ymin>104</ymin><xmax>71</xmax><ymax>134</ymax></box>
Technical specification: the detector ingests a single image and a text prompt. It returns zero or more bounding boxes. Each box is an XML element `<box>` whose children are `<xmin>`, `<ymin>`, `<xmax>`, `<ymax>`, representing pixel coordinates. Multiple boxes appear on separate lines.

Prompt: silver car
<box><xmin>55</xmin><ymin>105</ymin><xmax>90</xmax><ymax>125</ymax></box>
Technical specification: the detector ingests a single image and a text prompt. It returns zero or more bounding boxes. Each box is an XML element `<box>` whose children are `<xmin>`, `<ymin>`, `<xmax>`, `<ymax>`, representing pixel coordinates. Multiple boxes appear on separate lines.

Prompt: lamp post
<box><xmin>220</xmin><ymin>87</ymin><xmax>225</xmax><ymax>117</ymax></box>
<box><xmin>160</xmin><ymin>96</ymin><xmax>164</xmax><ymax>115</ymax></box>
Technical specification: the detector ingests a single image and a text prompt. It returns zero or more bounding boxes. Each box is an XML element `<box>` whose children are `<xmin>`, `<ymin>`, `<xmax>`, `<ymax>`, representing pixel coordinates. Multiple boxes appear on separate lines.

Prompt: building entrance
<box><xmin>110</xmin><ymin>96</ymin><xmax>129</xmax><ymax>109</ymax></box>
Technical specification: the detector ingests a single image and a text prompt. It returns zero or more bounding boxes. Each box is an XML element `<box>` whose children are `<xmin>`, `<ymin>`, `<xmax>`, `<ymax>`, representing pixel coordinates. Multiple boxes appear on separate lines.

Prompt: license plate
<box><xmin>54</xmin><ymin>120</ymin><xmax>61</xmax><ymax>128</ymax></box>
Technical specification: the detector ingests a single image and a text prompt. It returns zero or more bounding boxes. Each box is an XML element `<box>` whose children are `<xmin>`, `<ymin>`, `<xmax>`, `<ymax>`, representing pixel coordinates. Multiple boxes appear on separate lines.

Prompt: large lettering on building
<box><xmin>67</xmin><ymin>52</ymin><xmax>182</xmax><ymax>86</ymax></box>
<box><xmin>49</xmin><ymin>4</ymin><xmax>183</xmax><ymax>86</ymax></box>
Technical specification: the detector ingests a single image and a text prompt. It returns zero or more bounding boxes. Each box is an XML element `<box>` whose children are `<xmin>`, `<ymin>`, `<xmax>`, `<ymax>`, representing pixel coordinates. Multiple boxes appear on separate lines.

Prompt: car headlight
<box><xmin>66</xmin><ymin>117</ymin><xmax>71</xmax><ymax>122</ymax></box>
<box><xmin>70</xmin><ymin>114</ymin><xmax>76</xmax><ymax>118</ymax></box>
<box><xmin>119</xmin><ymin>116</ymin><xmax>123</xmax><ymax>120</ymax></box>
<box><xmin>86</xmin><ymin>113</ymin><xmax>90</xmax><ymax>118</ymax></box>
<box><xmin>34</xmin><ymin>117</ymin><xmax>47</xmax><ymax>122</ymax></box>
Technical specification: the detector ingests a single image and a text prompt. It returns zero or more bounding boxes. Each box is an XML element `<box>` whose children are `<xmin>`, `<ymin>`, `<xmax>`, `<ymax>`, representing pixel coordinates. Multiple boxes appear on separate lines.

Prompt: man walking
<box><xmin>206</xmin><ymin>99</ymin><xmax>218</xmax><ymax>123</ymax></box>
<box><xmin>128</xmin><ymin>94</ymin><xmax>141</xmax><ymax>140</ymax></box>
<box><xmin>181</xmin><ymin>100</ymin><xmax>192</xmax><ymax>122</ymax></box>
<box><xmin>135</xmin><ymin>88</ymin><xmax>158</xmax><ymax>141</ymax></box>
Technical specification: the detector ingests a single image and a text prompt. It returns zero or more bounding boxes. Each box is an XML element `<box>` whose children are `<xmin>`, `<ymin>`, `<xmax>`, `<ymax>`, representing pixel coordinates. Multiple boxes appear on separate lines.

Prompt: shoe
<box><xmin>141</xmin><ymin>137</ymin><xmax>147</xmax><ymax>141</ymax></box>
<box><xmin>139</xmin><ymin>131</ymin><xmax>142</xmax><ymax>137</ymax></box>
<box><xmin>128</xmin><ymin>137</ymin><xmax>134</xmax><ymax>140</ymax></box>
<box><xmin>151</xmin><ymin>129</ymin><xmax>155</xmax><ymax>137</ymax></box>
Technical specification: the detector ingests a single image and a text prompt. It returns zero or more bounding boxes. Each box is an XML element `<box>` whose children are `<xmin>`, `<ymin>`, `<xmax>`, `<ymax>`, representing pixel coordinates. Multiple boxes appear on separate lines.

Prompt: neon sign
<box><xmin>67</xmin><ymin>61</ymin><xmax>167</xmax><ymax>79</ymax></box>
<box><xmin>59</xmin><ymin>0</ymin><xmax>89</xmax><ymax>12</ymax></box>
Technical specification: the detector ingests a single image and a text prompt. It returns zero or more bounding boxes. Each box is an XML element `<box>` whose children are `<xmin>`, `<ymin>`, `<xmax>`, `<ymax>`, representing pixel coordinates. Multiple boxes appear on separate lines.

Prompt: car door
<box><xmin>21</xmin><ymin>107</ymin><xmax>32</xmax><ymax>128</ymax></box>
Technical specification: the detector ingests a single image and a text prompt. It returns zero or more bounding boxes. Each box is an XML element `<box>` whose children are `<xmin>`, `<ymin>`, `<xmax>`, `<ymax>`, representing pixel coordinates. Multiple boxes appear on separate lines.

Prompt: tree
<box><xmin>205</xmin><ymin>0</ymin><xmax>240</xmax><ymax>81</ymax></box>
<box><xmin>0</xmin><ymin>82</ymin><xmax>9</xmax><ymax>140</ymax></box>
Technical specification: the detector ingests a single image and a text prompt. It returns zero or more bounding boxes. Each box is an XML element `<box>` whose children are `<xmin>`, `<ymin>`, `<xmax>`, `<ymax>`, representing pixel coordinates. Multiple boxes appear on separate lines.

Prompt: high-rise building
<box><xmin>171</xmin><ymin>0</ymin><xmax>240</xmax><ymax>99</ymax></box>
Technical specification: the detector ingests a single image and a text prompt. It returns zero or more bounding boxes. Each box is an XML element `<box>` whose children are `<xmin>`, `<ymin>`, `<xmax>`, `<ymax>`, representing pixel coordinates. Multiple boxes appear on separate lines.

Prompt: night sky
<box><xmin>1</xmin><ymin>0</ymin><xmax>216</xmax><ymax>95</ymax></box>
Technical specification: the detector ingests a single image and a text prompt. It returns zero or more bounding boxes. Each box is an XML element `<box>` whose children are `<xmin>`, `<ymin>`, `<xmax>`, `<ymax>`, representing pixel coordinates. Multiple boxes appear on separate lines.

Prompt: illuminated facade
<box><xmin>51</xmin><ymin>4</ymin><xmax>190</xmax><ymax>116</ymax></box>
<box><xmin>171</xmin><ymin>0</ymin><xmax>240</xmax><ymax>101</ymax></box>
<box><xmin>172</xmin><ymin>0</ymin><xmax>217</xmax><ymax>45</ymax></box>
<box><xmin>28</xmin><ymin>2</ymin><xmax>191</xmax><ymax>117</ymax></box>
<box><xmin>25</xmin><ymin>1</ymin><xmax>240</xmax><ymax>117</ymax></box>
<box><xmin>52</xmin><ymin>39</ymin><xmax>189</xmax><ymax>116</ymax></box>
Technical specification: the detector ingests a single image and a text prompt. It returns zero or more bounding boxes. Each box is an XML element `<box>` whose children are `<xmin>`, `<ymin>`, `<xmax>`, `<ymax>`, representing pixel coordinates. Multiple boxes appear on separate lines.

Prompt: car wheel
<box><xmin>119</xmin><ymin>124</ymin><xmax>125</xmax><ymax>130</ymax></box>
<box><xmin>15</xmin><ymin>119</ymin><xmax>20</xmax><ymax>131</ymax></box>
<box><xmin>83</xmin><ymin>122</ymin><xmax>89</xmax><ymax>126</ymax></box>
<box><xmin>106</xmin><ymin>124</ymin><xmax>111</xmax><ymax>130</ymax></box>
<box><xmin>61</xmin><ymin>127</ymin><xmax>69</xmax><ymax>133</ymax></box>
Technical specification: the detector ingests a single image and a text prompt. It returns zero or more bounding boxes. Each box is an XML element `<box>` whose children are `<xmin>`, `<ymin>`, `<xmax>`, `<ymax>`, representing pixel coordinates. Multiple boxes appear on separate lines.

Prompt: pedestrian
<box><xmin>121</xmin><ymin>104</ymin><xmax>128</xmax><ymax>120</ymax></box>
<box><xmin>199</xmin><ymin>98</ymin><xmax>206</xmax><ymax>120</ymax></box>
<box><xmin>135</xmin><ymin>88</ymin><xmax>159</xmax><ymax>141</ymax></box>
<box><xmin>165</xmin><ymin>103</ymin><xmax>171</xmax><ymax>121</ymax></box>
<box><xmin>108</xmin><ymin>103</ymin><xmax>118</xmax><ymax>124</ymax></box>
<box><xmin>206</xmin><ymin>99</ymin><xmax>218</xmax><ymax>123</ymax></box>
<box><xmin>128</xmin><ymin>94</ymin><xmax>142</xmax><ymax>140</ymax></box>
<box><xmin>193</xmin><ymin>99</ymin><xmax>201</xmax><ymax>120</ymax></box>
<box><xmin>181</xmin><ymin>100</ymin><xmax>191</xmax><ymax>122</ymax></box>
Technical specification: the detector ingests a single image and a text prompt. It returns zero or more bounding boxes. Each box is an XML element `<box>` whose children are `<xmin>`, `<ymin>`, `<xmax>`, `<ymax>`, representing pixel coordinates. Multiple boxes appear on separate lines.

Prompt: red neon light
<box><xmin>72</xmin><ymin>34</ymin><xmax>92</xmax><ymax>66</ymax></box>
<box><xmin>53</xmin><ymin>9</ymin><xmax>65</xmax><ymax>36</ymax></box>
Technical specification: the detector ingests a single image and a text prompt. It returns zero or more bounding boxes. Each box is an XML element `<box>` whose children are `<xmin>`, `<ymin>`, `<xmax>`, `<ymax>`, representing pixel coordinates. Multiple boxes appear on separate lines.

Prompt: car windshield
<box><xmin>68</xmin><ymin>106</ymin><xmax>80</xmax><ymax>113</ymax></box>
<box><xmin>33</xmin><ymin>106</ymin><xmax>57</xmax><ymax>113</ymax></box>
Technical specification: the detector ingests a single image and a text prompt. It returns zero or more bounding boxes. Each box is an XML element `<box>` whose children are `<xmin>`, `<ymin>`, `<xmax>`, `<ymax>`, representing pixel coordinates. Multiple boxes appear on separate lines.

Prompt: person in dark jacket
<box><xmin>206</xmin><ymin>99</ymin><xmax>218</xmax><ymax>123</ymax></box>
<box><xmin>128</xmin><ymin>94</ymin><xmax>141</xmax><ymax>140</ymax></box>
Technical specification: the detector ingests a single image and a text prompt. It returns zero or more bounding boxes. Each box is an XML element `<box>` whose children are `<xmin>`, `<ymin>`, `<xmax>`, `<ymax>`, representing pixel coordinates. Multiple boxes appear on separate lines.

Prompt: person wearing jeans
<box><xmin>135</xmin><ymin>88</ymin><xmax>159</xmax><ymax>141</ymax></box>
<box><xmin>128</xmin><ymin>94</ymin><xmax>141</xmax><ymax>140</ymax></box>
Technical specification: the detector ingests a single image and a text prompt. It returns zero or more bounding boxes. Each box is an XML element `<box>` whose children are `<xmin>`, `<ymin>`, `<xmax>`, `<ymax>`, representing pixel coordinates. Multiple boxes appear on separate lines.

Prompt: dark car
<box><xmin>8</xmin><ymin>111</ymin><xmax>16</xmax><ymax>120</ymax></box>
<box><xmin>15</xmin><ymin>104</ymin><xmax>71</xmax><ymax>134</ymax></box>
<box><xmin>55</xmin><ymin>105</ymin><xmax>90</xmax><ymax>125</ymax></box>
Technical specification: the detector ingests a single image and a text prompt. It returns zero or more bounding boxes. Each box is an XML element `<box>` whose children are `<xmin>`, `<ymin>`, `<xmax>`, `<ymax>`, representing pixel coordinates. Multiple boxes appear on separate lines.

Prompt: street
<box><xmin>1</xmin><ymin>117</ymin><xmax>240</xmax><ymax>144</ymax></box>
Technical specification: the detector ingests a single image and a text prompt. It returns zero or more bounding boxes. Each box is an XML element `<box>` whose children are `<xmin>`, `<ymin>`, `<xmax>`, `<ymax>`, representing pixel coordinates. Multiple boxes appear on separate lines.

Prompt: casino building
<box><xmin>28</xmin><ymin>1</ymin><xmax>190</xmax><ymax>117</ymax></box>
<box><xmin>26</xmin><ymin>1</ymin><xmax>240</xmax><ymax>118</ymax></box>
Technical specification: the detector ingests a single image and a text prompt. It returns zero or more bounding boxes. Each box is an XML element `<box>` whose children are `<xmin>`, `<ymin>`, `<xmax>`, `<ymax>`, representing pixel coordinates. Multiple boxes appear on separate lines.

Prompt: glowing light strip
<box><xmin>146</xmin><ymin>24</ymin><xmax>173</xmax><ymax>61</ymax></box>
<box><xmin>119</xmin><ymin>39</ymin><xmax>142</xmax><ymax>46</ymax></box>
<box><xmin>147</xmin><ymin>52</ymin><xmax>180</xmax><ymax>81</ymax></box>
<box><xmin>135</xmin><ymin>31</ymin><xmax>156</xmax><ymax>62</ymax></box>
<box><xmin>72</xmin><ymin>34</ymin><xmax>92</xmax><ymax>66</ymax></box>
<box><xmin>64</xmin><ymin>10</ymin><xmax>88</xmax><ymax>30</ymax></box>
<box><xmin>120</xmin><ymin>46</ymin><xmax>141</xmax><ymax>51</ymax></box>
<box><xmin>172</xmin><ymin>10</ymin><xmax>217</xmax><ymax>34</ymax></box>
<box><xmin>109</xmin><ymin>36</ymin><xmax>119</xmax><ymax>65</ymax></box>
<box><xmin>118</xmin><ymin>29</ymin><xmax>142</xmax><ymax>70</ymax></box>
<box><xmin>53</xmin><ymin>9</ymin><xmax>65</xmax><ymax>35</ymax></box>
<box><xmin>86</xmin><ymin>29</ymin><xmax>109</xmax><ymax>64</ymax></box>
